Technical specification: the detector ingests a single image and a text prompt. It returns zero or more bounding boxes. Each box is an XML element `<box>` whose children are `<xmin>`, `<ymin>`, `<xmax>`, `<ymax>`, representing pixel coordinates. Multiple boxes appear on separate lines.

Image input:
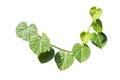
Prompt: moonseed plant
<box><xmin>16</xmin><ymin>6</ymin><xmax>107</xmax><ymax>71</ymax></box>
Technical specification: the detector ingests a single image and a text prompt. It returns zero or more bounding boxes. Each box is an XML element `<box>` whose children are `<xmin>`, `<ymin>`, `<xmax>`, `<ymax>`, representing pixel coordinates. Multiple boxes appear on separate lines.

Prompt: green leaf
<box><xmin>29</xmin><ymin>33</ymin><xmax>51</xmax><ymax>55</ymax></box>
<box><xmin>80</xmin><ymin>31</ymin><xmax>91</xmax><ymax>44</ymax></box>
<box><xmin>91</xmin><ymin>32</ymin><xmax>107</xmax><ymax>48</ymax></box>
<box><xmin>55</xmin><ymin>51</ymin><xmax>74</xmax><ymax>71</ymax></box>
<box><xmin>90</xmin><ymin>6</ymin><xmax>102</xmax><ymax>20</ymax></box>
<box><xmin>92</xmin><ymin>19</ymin><xmax>102</xmax><ymax>32</ymax></box>
<box><xmin>38</xmin><ymin>48</ymin><xmax>55</xmax><ymax>63</ymax></box>
<box><xmin>72</xmin><ymin>43</ymin><xmax>90</xmax><ymax>63</ymax></box>
<box><xmin>16</xmin><ymin>22</ymin><xmax>38</xmax><ymax>41</ymax></box>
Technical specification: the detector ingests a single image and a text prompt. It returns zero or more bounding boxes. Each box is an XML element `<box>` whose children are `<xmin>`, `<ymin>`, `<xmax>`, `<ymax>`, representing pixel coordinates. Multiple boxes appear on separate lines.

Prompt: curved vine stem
<box><xmin>50</xmin><ymin>44</ymin><xmax>71</xmax><ymax>52</ymax></box>
<box><xmin>39</xmin><ymin>35</ymin><xmax>71</xmax><ymax>52</ymax></box>
<box><xmin>87</xmin><ymin>23</ymin><xmax>92</xmax><ymax>32</ymax></box>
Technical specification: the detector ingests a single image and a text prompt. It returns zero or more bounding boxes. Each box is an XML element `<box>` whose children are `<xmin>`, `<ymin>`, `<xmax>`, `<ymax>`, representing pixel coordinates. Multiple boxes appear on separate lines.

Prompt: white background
<box><xmin>0</xmin><ymin>0</ymin><xmax>120</xmax><ymax>80</ymax></box>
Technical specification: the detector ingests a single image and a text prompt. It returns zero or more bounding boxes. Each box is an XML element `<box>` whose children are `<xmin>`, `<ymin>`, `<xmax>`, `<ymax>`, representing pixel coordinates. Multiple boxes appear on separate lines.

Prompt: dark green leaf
<box><xmin>55</xmin><ymin>51</ymin><xmax>74</xmax><ymax>71</ymax></box>
<box><xmin>16</xmin><ymin>22</ymin><xmax>38</xmax><ymax>41</ymax></box>
<box><xmin>92</xmin><ymin>19</ymin><xmax>102</xmax><ymax>32</ymax></box>
<box><xmin>91</xmin><ymin>32</ymin><xmax>107</xmax><ymax>48</ymax></box>
<box><xmin>38</xmin><ymin>48</ymin><xmax>55</xmax><ymax>63</ymax></box>
<box><xmin>90</xmin><ymin>6</ymin><xmax>102</xmax><ymax>20</ymax></box>
<box><xmin>80</xmin><ymin>31</ymin><xmax>91</xmax><ymax>44</ymax></box>
<box><xmin>72</xmin><ymin>43</ymin><xmax>90</xmax><ymax>63</ymax></box>
<box><xmin>29</xmin><ymin>33</ymin><xmax>50</xmax><ymax>55</ymax></box>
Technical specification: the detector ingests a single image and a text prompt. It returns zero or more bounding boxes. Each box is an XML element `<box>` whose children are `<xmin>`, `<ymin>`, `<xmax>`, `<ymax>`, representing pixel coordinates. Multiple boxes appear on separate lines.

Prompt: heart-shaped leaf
<box><xmin>91</xmin><ymin>32</ymin><xmax>107</xmax><ymax>48</ymax></box>
<box><xmin>92</xmin><ymin>19</ymin><xmax>102</xmax><ymax>32</ymax></box>
<box><xmin>16</xmin><ymin>22</ymin><xmax>38</xmax><ymax>41</ymax></box>
<box><xmin>72</xmin><ymin>43</ymin><xmax>90</xmax><ymax>63</ymax></box>
<box><xmin>55</xmin><ymin>51</ymin><xmax>74</xmax><ymax>71</ymax></box>
<box><xmin>80</xmin><ymin>31</ymin><xmax>91</xmax><ymax>44</ymax></box>
<box><xmin>29</xmin><ymin>33</ymin><xmax>50</xmax><ymax>55</ymax></box>
<box><xmin>38</xmin><ymin>48</ymin><xmax>55</xmax><ymax>63</ymax></box>
<box><xmin>90</xmin><ymin>6</ymin><xmax>102</xmax><ymax>20</ymax></box>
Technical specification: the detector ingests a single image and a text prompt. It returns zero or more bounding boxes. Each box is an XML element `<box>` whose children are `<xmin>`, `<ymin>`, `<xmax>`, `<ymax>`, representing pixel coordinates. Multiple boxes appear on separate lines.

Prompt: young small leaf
<box><xmin>55</xmin><ymin>51</ymin><xmax>74</xmax><ymax>71</ymax></box>
<box><xmin>29</xmin><ymin>33</ymin><xmax>50</xmax><ymax>55</ymax></box>
<box><xmin>92</xmin><ymin>19</ymin><xmax>102</xmax><ymax>32</ymax></box>
<box><xmin>80</xmin><ymin>31</ymin><xmax>91</xmax><ymax>44</ymax></box>
<box><xmin>90</xmin><ymin>6</ymin><xmax>102</xmax><ymax>20</ymax></box>
<box><xmin>16</xmin><ymin>22</ymin><xmax>38</xmax><ymax>41</ymax></box>
<box><xmin>91</xmin><ymin>32</ymin><xmax>107</xmax><ymax>48</ymax></box>
<box><xmin>72</xmin><ymin>43</ymin><xmax>90</xmax><ymax>63</ymax></box>
<box><xmin>38</xmin><ymin>48</ymin><xmax>55</xmax><ymax>63</ymax></box>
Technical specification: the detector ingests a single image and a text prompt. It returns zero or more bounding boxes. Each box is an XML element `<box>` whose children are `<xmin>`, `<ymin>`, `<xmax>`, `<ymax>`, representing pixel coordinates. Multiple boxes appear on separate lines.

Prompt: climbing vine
<box><xmin>16</xmin><ymin>6</ymin><xmax>107</xmax><ymax>71</ymax></box>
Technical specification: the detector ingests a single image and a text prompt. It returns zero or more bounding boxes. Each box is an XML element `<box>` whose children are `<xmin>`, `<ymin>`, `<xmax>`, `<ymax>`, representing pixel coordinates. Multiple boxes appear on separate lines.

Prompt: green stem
<box><xmin>51</xmin><ymin>44</ymin><xmax>71</xmax><ymax>52</ymax></box>
<box><xmin>39</xmin><ymin>35</ymin><xmax>71</xmax><ymax>52</ymax></box>
<box><xmin>87</xmin><ymin>23</ymin><xmax>92</xmax><ymax>32</ymax></box>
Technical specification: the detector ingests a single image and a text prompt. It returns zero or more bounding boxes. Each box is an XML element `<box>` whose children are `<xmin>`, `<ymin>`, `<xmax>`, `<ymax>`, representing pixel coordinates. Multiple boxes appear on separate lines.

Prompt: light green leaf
<box><xmin>55</xmin><ymin>51</ymin><xmax>74</xmax><ymax>71</ymax></box>
<box><xmin>16</xmin><ymin>22</ymin><xmax>38</xmax><ymax>41</ymax></box>
<box><xmin>29</xmin><ymin>33</ymin><xmax>50</xmax><ymax>55</ymax></box>
<box><xmin>38</xmin><ymin>48</ymin><xmax>55</xmax><ymax>63</ymax></box>
<box><xmin>91</xmin><ymin>32</ymin><xmax>107</xmax><ymax>48</ymax></box>
<box><xmin>92</xmin><ymin>19</ymin><xmax>102</xmax><ymax>32</ymax></box>
<box><xmin>80</xmin><ymin>31</ymin><xmax>91</xmax><ymax>44</ymax></box>
<box><xmin>90</xmin><ymin>6</ymin><xmax>102</xmax><ymax>20</ymax></box>
<box><xmin>72</xmin><ymin>43</ymin><xmax>90</xmax><ymax>63</ymax></box>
